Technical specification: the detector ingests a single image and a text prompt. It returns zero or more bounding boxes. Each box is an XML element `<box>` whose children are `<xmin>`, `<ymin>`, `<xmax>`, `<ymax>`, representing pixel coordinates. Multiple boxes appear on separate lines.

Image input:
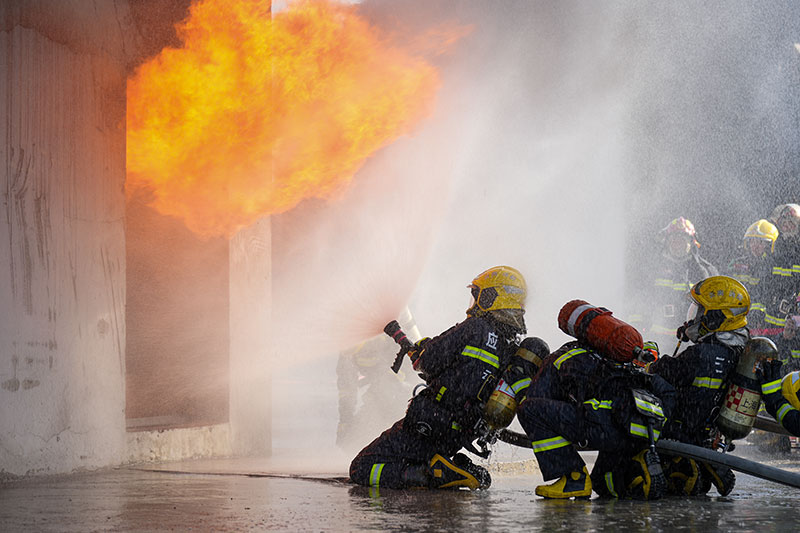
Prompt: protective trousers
<box><xmin>517</xmin><ymin>397</ymin><xmax>633</xmax><ymax>481</ymax></box>
<box><xmin>349</xmin><ymin>418</ymin><xmax>465</xmax><ymax>489</ymax></box>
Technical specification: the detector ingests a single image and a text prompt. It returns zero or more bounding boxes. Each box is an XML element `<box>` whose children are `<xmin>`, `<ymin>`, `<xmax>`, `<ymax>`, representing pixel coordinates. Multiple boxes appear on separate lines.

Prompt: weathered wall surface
<box><xmin>0</xmin><ymin>1</ymin><xmax>131</xmax><ymax>476</ymax></box>
<box><xmin>0</xmin><ymin>1</ymin><xmax>274</xmax><ymax>477</ymax></box>
<box><xmin>125</xmin><ymin>424</ymin><xmax>231</xmax><ymax>465</ymax></box>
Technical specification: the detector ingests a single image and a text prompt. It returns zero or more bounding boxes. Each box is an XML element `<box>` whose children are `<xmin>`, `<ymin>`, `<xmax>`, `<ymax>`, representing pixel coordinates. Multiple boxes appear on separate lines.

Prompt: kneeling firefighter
<box><xmin>649</xmin><ymin>275</ymin><xmax>751</xmax><ymax>496</ymax></box>
<box><xmin>516</xmin><ymin>300</ymin><xmax>675</xmax><ymax>500</ymax></box>
<box><xmin>349</xmin><ymin>266</ymin><xmax>536</xmax><ymax>490</ymax></box>
<box><xmin>336</xmin><ymin>307</ymin><xmax>421</xmax><ymax>453</ymax></box>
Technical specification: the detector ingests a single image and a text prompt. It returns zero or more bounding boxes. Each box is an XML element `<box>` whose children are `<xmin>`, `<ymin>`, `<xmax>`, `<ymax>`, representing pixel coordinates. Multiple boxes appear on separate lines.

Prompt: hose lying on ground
<box><xmin>497</xmin><ymin>429</ymin><xmax>800</xmax><ymax>490</ymax></box>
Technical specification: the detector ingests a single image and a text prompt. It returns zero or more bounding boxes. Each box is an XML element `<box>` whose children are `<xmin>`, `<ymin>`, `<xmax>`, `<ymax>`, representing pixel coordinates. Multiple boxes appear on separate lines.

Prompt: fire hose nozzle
<box><xmin>384</xmin><ymin>320</ymin><xmax>414</xmax><ymax>373</ymax></box>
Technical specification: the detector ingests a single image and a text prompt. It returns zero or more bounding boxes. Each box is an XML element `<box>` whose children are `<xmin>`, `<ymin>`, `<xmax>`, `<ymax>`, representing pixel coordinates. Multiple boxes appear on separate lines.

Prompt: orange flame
<box><xmin>127</xmin><ymin>0</ymin><xmax>457</xmax><ymax>238</ymax></box>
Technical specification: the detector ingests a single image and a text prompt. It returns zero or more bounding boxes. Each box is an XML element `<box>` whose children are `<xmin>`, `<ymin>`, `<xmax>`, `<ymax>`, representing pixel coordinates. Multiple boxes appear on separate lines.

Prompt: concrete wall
<box><xmin>0</xmin><ymin>1</ymin><xmax>132</xmax><ymax>476</ymax></box>
<box><xmin>0</xmin><ymin>1</ymin><xmax>273</xmax><ymax>477</ymax></box>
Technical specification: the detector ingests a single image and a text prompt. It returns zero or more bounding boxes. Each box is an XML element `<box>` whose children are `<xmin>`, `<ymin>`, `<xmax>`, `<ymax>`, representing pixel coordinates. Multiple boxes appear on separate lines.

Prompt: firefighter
<box><xmin>516</xmin><ymin>303</ymin><xmax>675</xmax><ymax>500</ymax></box>
<box><xmin>727</xmin><ymin>219</ymin><xmax>782</xmax><ymax>339</ymax></box>
<box><xmin>336</xmin><ymin>308</ymin><xmax>421</xmax><ymax>454</ymax></box>
<box><xmin>768</xmin><ymin>204</ymin><xmax>800</xmax><ymax>325</ymax></box>
<box><xmin>349</xmin><ymin>266</ymin><xmax>528</xmax><ymax>490</ymax></box>
<box><xmin>649</xmin><ymin>275</ymin><xmax>750</xmax><ymax>496</ymax></box>
<box><xmin>758</xmin><ymin>360</ymin><xmax>800</xmax><ymax>437</ymax></box>
<box><xmin>634</xmin><ymin>217</ymin><xmax>718</xmax><ymax>356</ymax></box>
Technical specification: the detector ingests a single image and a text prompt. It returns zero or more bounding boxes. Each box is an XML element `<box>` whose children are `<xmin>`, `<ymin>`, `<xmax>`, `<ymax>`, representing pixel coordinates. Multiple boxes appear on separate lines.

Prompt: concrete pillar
<box><xmin>0</xmin><ymin>1</ymin><xmax>132</xmax><ymax>476</ymax></box>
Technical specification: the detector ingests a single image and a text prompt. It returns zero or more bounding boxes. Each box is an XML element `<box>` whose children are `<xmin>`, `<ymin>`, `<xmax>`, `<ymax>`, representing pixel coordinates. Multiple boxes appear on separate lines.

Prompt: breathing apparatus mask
<box><xmin>677</xmin><ymin>302</ymin><xmax>707</xmax><ymax>343</ymax></box>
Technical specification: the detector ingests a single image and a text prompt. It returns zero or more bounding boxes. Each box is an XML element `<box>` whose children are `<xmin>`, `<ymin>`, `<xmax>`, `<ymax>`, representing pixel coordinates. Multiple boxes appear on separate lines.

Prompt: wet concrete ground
<box><xmin>2</xmin><ymin>448</ymin><xmax>799</xmax><ymax>532</ymax></box>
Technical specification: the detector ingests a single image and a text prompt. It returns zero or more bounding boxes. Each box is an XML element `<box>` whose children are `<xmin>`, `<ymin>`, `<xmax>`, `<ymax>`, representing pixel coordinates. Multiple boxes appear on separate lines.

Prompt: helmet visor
<box><xmin>687</xmin><ymin>302</ymin><xmax>703</xmax><ymax>323</ymax></box>
<box><xmin>728</xmin><ymin>306</ymin><xmax>748</xmax><ymax>318</ymax></box>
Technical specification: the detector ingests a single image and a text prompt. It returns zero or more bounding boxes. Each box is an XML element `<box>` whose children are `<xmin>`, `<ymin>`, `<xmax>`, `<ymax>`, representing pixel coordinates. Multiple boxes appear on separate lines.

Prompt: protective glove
<box><xmin>676</xmin><ymin>322</ymin><xmax>690</xmax><ymax>342</ymax></box>
<box><xmin>759</xmin><ymin>358</ymin><xmax>784</xmax><ymax>383</ymax></box>
<box><xmin>634</xmin><ymin>341</ymin><xmax>659</xmax><ymax>369</ymax></box>
<box><xmin>408</xmin><ymin>337</ymin><xmax>430</xmax><ymax>369</ymax></box>
<box><xmin>756</xmin><ymin>359</ymin><xmax>784</xmax><ymax>410</ymax></box>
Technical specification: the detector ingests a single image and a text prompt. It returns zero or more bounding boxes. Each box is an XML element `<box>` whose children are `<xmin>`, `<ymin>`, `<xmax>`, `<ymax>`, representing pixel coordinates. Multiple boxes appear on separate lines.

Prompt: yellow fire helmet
<box><xmin>744</xmin><ymin>219</ymin><xmax>779</xmax><ymax>254</ymax></box>
<box><xmin>467</xmin><ymin>266</ymin><xmax>527</xmax><ymax>329</ymax></box>
<box><xmin>782</xmin><ymin>371</ymin><xmax>800</xmax><ymax>411</ymax></box>
<box><xmin>687</xmin><ymin>275</ymin><xmax>750</xmax><ymax>332</ymax></box>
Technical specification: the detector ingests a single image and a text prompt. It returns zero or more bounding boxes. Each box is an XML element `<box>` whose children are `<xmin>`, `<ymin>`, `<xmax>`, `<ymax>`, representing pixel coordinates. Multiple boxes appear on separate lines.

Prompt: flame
<box><xmin>127</xmin><ymin>0</ymin><xmax>459</xmax><ymax>238</ymax></box>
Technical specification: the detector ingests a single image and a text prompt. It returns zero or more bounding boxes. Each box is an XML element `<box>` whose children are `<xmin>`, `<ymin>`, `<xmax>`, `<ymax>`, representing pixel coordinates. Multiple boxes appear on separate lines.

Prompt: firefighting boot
<box><xmin>665</xmin><ymin>455</ymin><xmax>700</xmax><ymax>496</ymax></box>
<box><xmin>535</xmin><ymin>466</ymin><xmax>592</xmax><ymax>499</ymax></box>
<box><xmin>626</xmin><ymin>450</ymin><xmax>667</xmax><ymax>500</ymax></box>
<box><xmin>452</xmin><ymin>452</ymin><xmax>492</xmax><ymax>489</ymax></box>
<box><xmin>701</xmin><ymin>462</ymin><xmax>736</xmax><ymax>496</ymax></box>
<box><xmin>428</xmin><ymin>454</ymin><xmax>481</xmax><ymax>490</ymax></box>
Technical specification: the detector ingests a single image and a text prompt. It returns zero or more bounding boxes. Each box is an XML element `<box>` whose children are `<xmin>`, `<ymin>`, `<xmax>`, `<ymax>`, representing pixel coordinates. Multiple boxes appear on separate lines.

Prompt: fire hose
<box><xmin>754</xmin><ymin>414</ymin><xmax>792</xmax><ymax>436</ymax></box>
<box><xmin>497</xmin><ymin>429</ymin><xmax>800</xmax><ymax>490</ymax></box>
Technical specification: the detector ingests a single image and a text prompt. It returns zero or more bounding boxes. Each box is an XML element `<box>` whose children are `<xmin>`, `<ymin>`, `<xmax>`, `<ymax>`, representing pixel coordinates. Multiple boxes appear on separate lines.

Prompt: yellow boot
<box><xmin>701</xmin><ymin>462</ymin><xmax>736</xmax><ymax>497</ymax></box>
<box><xmin>626</xmin><ymin>449</ymin><xmax>667</xmax><ymax>500</ymax></box>
<box><xmin>428</xmin><ymin>454</ymin><xmax>482</xmax><ymax>490</ymax></box>
<box><xmin>535</xmin><ymin>466</ymin><xmax>592</xmax><ymax>499</ymax></box>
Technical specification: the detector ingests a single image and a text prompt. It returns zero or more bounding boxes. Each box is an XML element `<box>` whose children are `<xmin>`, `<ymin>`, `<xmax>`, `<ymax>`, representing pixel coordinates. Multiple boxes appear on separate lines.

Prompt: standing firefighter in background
<box><xmin>632</xmin><ymin>217</ymin><xmax>718</xmax><ymax>355</ymax></box>
<box><xmin>336</xmin><ymin>307</ymin><xmax>421</xmax><ymax>453</ymax></box>
<box><xmin>349</xmin><ymin>266</ymin><xmax>528</xmax><ymax>490</ymax></box>
<box><xmin>727</xmin><ymin>219</ymin><xmax>782</xmax><ymax>339</ymax></box>
<box><xmin>768</xmin><ymin>204</ymin><xmax>800</xmax><ymax>331</ymax></box>
<box><xmin>649</xmin><ymin>275</ymin><xmax>750</xmax><ymax>497</ymax></box>
<box><xmin>517</xmin><ymin>300</ymin><xmax>675</xmax><ymax>500</ymax></box>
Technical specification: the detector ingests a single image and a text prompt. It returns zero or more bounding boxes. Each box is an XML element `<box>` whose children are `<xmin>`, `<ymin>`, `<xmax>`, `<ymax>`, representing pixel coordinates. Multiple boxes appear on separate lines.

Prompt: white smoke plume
<box><xmin>267</xmin><ymin>1</ymin><xmax>800</xmax><ymax>465</ymax></box>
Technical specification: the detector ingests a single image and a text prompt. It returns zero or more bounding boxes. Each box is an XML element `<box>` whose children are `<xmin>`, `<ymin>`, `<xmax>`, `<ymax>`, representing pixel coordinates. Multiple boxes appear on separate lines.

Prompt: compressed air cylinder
<box><xmin>483</xmin><ymin>379</ymin><xmax>518</xmax><ymax>431</ymax></box>
<box><xmin>557</xmin><ymin>300</ymin><xmax>643</xmax><ymax>363</ymax></box>
<box><xmin>717</xmin><ymin>337</ymin><xmax>777</xmax><ymax>440</ymax></box>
